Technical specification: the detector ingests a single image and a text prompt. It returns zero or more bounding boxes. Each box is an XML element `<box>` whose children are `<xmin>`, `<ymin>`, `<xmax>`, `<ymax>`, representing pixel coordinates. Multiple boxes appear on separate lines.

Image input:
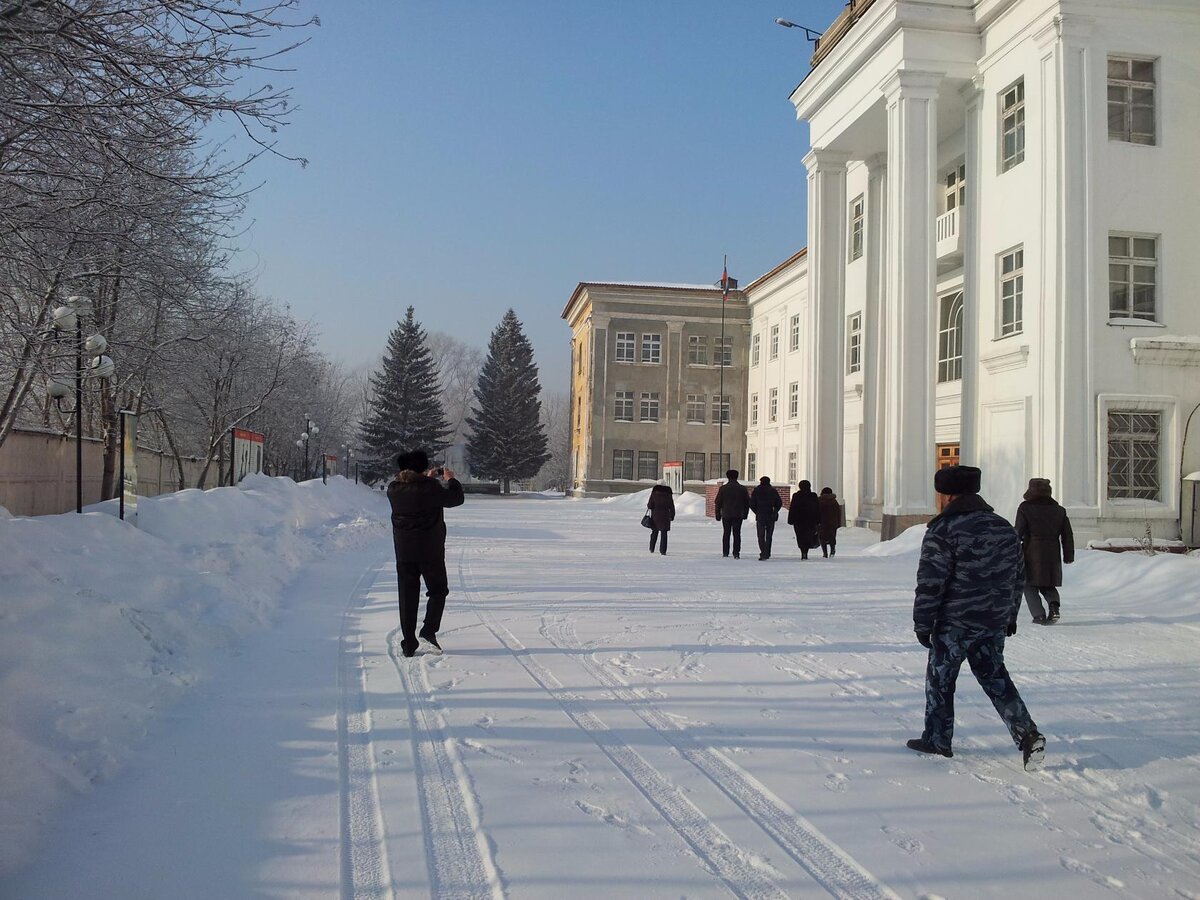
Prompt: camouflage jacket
<box><xmin>913</xmin><ymin>494</ymin><xmax>1024</xmax><ymax>636</ymax></box>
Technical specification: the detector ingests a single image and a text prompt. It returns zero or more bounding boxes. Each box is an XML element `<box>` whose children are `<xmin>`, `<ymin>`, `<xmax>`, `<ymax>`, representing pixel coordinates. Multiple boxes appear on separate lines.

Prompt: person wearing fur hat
<box><xmin>817</xmin><ymin>487</ymin><xmax>841</xmax><ymax>558</ymax></box>
<box><xmin>714</xmin><ymin>469</ymin><xmax>750</xmax><ymax>559</ymax></box>
<box><xmin>1015</xmin><ymin>478</ymin><xmax>1074</xmax><ymax>624</ymax></box>
<box><xmin>787</xmin><ymin>480</ymin><xmax>820</xmax><ymax>560</ymax></box>
<box><xmin>749</xmin><ymin>476</ymin><xmax>783</xmax><ymax>560</ymax></box>
<box><xmin>908</xmin><ymin>464</ymin><xmax>1047</xmax><ymax>771</ymax></box>
<box><xmin>386</xmin><ymin>449</ymin><xmax>465</xmax><ymax>657</ymax></box>
<box><xmin>646</xmin><ymin>481</ymin><xmax>675</xmax><ymax>555</ymax></box>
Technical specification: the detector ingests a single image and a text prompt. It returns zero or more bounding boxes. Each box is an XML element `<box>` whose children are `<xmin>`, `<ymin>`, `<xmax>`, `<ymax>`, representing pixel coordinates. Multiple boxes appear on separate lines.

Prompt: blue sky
<box><xmin>234</xmin><ymin>0</ymin><xmax>849</xmax><ymax>388</ymax></box>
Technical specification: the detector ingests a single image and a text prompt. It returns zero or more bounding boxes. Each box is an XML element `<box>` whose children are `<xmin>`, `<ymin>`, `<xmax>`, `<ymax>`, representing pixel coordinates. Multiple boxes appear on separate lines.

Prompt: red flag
<box><xmin>722</xmin><ymin>263</ymin><xmax>729</xmax><ymax>301</ymax></box>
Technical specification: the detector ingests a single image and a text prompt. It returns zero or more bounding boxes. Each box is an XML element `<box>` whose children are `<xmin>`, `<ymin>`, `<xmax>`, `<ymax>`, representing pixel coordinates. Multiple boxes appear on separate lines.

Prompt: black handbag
<box><xmin>641</xmin><ymin>509</ymin><xmax>653</xmax><ymax>528</ymax></box>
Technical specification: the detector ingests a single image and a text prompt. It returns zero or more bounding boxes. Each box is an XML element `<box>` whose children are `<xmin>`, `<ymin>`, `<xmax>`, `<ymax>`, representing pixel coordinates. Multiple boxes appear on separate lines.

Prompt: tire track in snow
<box><xmin>386</xmin><ymin>629</ymin><xmax>506</xmax><ymax>900</ymax></box>
<box><xmin>337</xmin><ymin>559</ymin><xmax>394</xmax><ymax>900</ymax></box>
<box><xmin>457</xmin><ymin>555</ymin><xmax>789</xmax><ymax>900</ymax></box>
<box><xmin>542</xmin><ymin>612</ymin><xmax>902</xmax><ymax>900</ymax></box>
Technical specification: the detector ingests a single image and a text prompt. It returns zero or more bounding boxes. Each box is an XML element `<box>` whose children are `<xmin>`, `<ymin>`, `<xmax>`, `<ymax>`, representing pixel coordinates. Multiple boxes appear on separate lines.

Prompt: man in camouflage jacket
<box><xmin>908</xmin><ymin>465</ymin><xmax>1046</xmax><ymax>771</ymax></box>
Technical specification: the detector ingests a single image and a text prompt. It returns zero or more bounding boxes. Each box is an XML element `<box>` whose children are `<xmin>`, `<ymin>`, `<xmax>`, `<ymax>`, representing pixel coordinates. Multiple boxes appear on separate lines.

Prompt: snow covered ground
<box><xmin>2</xmin><ymin>479</ymin><xmax>1199</xmax><ymax>898</ymax></box>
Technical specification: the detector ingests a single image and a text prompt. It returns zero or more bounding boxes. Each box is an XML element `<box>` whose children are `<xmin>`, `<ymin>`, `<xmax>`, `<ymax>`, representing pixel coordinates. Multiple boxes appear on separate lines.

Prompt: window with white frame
<box><xmin>1107</xmin><ymin>410</ymin><xmax>1160</xmax><ymax>500</ymax></box>
<box><xmin>685</xmin><ymin>394</ymin><xmax>705</xmax><ymax>424</ymax></box>
<box><xmin>945</xmin><ymin>164</ymin><xmax>966</xmax><ymax>212</ymax></box>
<box><xmin>687</xmin><ymin>334</ymin><xmax>708</xmax><ymax>365</ymax></box>
<box><xmin>684</xmin><ymin>452</ymin><xmax>705</xmax><ymax>481</ymax></box>
<box><xmin>709</xmin><ymin>452</ymin><xmax>730</xmax><ymax>479</ymax></box>
<box><xmin>769</xmin><ymin>324</ymin><xmax>780</xmax><ymax>360</ymax></box>
<box><xmin>641</xmin><ymin>333</ymin><xmax>662</xmax><ymax>364</ymax></box>
<box><xmin>846</xmin><ymin>312</ymin><xmax>862</xmax><ymax>374</ymax></box>
<box><xmin>790</xmin><ymin>314</ymin><xmax>801</xmax><ymax>352</ymax></box>
<box><xmin>1108</xmin><ymin>234</ymin><xmax>1158</xmax><ymax>321</ymax></box>
<box><xmin>612</xmin><ymin>449</ymin><xmax>633</xmax><ymax>479</ymax></box>
<box><xmin>751</xmin><ymin>333</ymin><xmax>761</xmax><ymax>366</ymax></box>
<box><xmin>849</xmin><ymin>195</ymin><xmax>865</xmax><ymax>260</ymax></box>
<box><xmin>615</xmin><ymin>332</ymin><xmax>635</xmax><ymax>362</ymax></box>
<box><xmin>747</xmin><ymin>452</ymin><xmax>757</xmax><ymax>481</ymax></box>
<box><xmin>1000</xmin><ymin>80</ymin><xmax>1025</xmax><ymax>172</ymax></box>
<box><xmin>937</xmin><ymin>292</ymin><xmax>964</xmax><ymax>382</ymax></box>
<box><xmin>637</xmin><ymin>451</ymin><xmax>659</xmax><ymax>481</ymax></box>
<box><xmin>639</xmin><ymin>392</ymin><xmax>660</xmax><ymax>423</ymax></box>
<box><xmin>1108</xmin><ymin>57</ymin><xmax>1156</xmax><ymax>145</ymax></box>
<box><xmin>787</xmin><ymin>451</ymin><xmax>798</xmax><ymax>484</ymax></box>
<box><xmin>750</xmin><ymin>393</ymin><xmax>759</xmax><ymax>426</ymax></box>
<box><xmin>999</xmin><ymin>247</ymin><xmax>1024</xmax><ymax>336</ymax></box>
<box><xmin>788</xmin><ymin>382</ymin><xmax>799</xmax><ymax>419</ymax></box>
<box><xmin>712</xmin><ymin>394</ymin><xmax>730</xmax><ymax>425</ymax></box>
<box><xmin>716</xmin><ymin>336</ymin><xmax>732</xmax><ymax>367</ymax></box>
<box><xmin>768</xmin><ymin>387</ymin><xmax>779</xmax><ymax>422</ymax></box>
<box><xmin>614</xmin><ymin>390</ymin><xmax>634</xmax><ymax>422</ymax></box>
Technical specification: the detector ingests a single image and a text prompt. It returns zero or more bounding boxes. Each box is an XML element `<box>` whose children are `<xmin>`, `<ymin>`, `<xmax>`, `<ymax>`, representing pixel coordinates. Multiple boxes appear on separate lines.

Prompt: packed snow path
<box><xmin>4</xmin><ymin>487</ymin><xmax>1200</xmax><ymax>898</ymax></box>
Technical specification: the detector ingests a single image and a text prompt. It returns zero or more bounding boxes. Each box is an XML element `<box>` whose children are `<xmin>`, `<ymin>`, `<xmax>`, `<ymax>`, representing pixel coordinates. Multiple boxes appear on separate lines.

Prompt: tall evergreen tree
<box><xmin>467</xmin><ymin>309</ymin><xmax>550</xmax><ymax>493</ymax></box>
<box><xmin>359</xmin><ymin>307</ymin><xmax>450</xmax><ymax>482</ymax></box>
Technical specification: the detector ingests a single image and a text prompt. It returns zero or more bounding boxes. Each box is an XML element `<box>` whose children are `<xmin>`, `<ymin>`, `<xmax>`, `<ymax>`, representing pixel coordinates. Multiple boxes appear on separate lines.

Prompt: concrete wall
<box><xmin>0</xmin><ymin>427</ymin><xmax>210</xmax><ymax>517</ymax></box>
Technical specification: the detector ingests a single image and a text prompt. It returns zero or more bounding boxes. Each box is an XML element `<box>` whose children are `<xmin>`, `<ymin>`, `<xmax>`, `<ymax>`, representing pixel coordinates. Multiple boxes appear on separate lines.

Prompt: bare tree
<box><xmin>427</xmin><ymin>331</ymin><xmax>484</xmax><ymax>446</ymax></box>
<box><xmin>534</xmin><ymin>390</ymin><xmax>570</xmax><ymax>492</ymax></box>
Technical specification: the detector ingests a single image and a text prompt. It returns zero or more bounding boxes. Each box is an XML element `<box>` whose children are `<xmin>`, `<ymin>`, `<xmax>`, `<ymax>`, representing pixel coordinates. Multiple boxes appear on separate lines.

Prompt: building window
<box><xmin>688</xmin><ymin>335</ymin><xmax>708</xmax><ymax>365</ymax></box>
<box><xmin>747</xmin><ymin>452</ymin><xmax>757</xmax><ymax>481</ymax></box>
<box><xmin>709</xmin><ymin>453</ymin><xmax>730</xmax><ymax>480</ymax></box>
<box><xmin>614</xmin><ymin>390</ymin><xmax>634</xmax><ymax>422</ymax></box>
<box><xmin>937</xmin><ymin>292</ymin><xmax>964</xmax><ymax>383</ymax></box>
<box><xmin>1107</xmin><ymin>411</ymin><xmax>1160</xmax><ymax>500</ymax></box>
<box><xmin>769</xmin><ymin>325</ymin><xmax>780</xmax><ymax>360</ymax></box>
<box><xmin>639</xmin><ymin>392</ymin><xmax>660</xmax><ymax>423</ymax></box>
<box><xmin>1108</xmin><ymin>57</ymin><xmax>1156</xmax><ymax>145</ymax></box>
<box><xmin>641</xmin><ymin>333</ymin><xmax>662</xmax><ymax>364</ymax></box>
<box><xmin>750</xmin><ymin>393</ymin><xmax>759</xmax><ymax>426</ymax></box>
<box><xmin>768</xmin><ymin>387</ymin><xmax>779</xmax><ymax>423</ymax></box>
<box><xmin>790</xmin><ymin>314</ymin><xmax>801</xmax><ymax>352</ymax></box>
<box><xmin>751</xmin><ymin>333</ymin><xmax>761</xmax><ymax>367</ymax></box>
<box><xmin>787</xmin><ymin>451</ymin><xmax>798</xmax><ymax>484</ymax></box>
<box><xmin>788</xmin><ymin>382</ymin><xmax>799</xmax><ymax>419</ymax></box>
<box><xmin>637</xmin><ymin>451</ymin><xmax>659</xmax><ymax>481</ymax></box>
<box><xmin>712</xmin><ymin>394</ymin><xmax>730</xmax><ymax>425</ymax></box>
<box><xmin>615</xmin><ymin>332</ymin><xmax>635</xmax><ymax>362</ymax></box>
<box><xmin>999</xmin><ymin>247</ymin><xmax>1024</xmax><ymax>337</ymax></box>
<box><xmin>1109</xmin><ymin>234</ymin><xmax>1158</xmax><ymax>321</ymax></box>
<box><xmin>686</xmin><ymin>394</ymin><xmax>705</xmax><ymax>424</ymax></box>
<box><xmin>684</xmin><ymin>452</ymin><xmax>705</xmax><ymax>481</ymax></box>
<box><xmin>1000</xmin><ymin>79</ymin><xmax>1025</xmax><ymax>172</ymax></box>
<box><xmin>945</xmin><ymin>164</ymin><xmax>966</xmax><ymax>212</ymax></box>
<box><xmin>849</xmin><ymin>195</ymin><xmax>864</xmax><ymax>261</ymax></box>
<box><xmin>846</xmin><ymin>312</ymin><xmax>862</xmax><ymax>374</ymax></box>
<box><xmin>612</xmin><ymin>449</ymin><xmax>633</xmax><ymax>480</ymax></box>
<box><xmin>715</xmin><ymin>336</ymin><xmax>733</xmax><ymax>367</ymax></box>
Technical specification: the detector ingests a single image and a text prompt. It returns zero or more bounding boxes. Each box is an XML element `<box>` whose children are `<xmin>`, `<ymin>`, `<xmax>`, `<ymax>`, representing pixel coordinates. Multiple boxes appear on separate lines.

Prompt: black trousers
<box><xmin>397</xmin><ymin>557</ymin><xmax>449</xmax><ymax>651</ymax></box>
<box><xmin>722</xmin><ymin>519</ymin><xmax>743</xmax><ymax>556</ymax></box>
<box><xmin>756</xmin><ymin>519</ymin><xmax>775</xmax><ymax>558</ymax></box>
<box><xmin>650</xmin><ymin>528</ymin><xmax>668</xmax><ymax>554</ymax></box>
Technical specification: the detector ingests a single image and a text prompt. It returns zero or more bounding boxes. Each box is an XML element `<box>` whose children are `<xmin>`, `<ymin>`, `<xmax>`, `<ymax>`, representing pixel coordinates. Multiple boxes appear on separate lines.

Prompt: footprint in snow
<box><xmin>1059</xmin><ymin>856</ymin><xmax>1125</xmax><ymax>890</ymax></box>
<box><xmin>475</xmin><ymin>715</ymin><xmax>494</xmax><ymax>730</ymax></box>
<box><xmin>825</xmin><ymin>773</ymin><xmax>849</xmax><ymax>793</ymax></box>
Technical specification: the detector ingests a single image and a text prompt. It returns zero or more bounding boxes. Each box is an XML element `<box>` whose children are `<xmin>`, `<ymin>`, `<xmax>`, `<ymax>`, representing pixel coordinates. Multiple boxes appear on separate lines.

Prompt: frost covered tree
<box><xmin>466</xmin><ymin>309</ymin><xmax>550</xmax><ymax>493</ymax></box>
<box><xmin>359</xmin><ymin>307</ymin><xmax>450</xmax><ymax>483</ymax></box>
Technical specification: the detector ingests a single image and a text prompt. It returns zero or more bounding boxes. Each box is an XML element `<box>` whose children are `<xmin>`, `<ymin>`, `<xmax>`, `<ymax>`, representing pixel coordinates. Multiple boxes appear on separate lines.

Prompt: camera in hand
<box><xmin>431</xmin><ymin>466</ymin><xmax>444</xmax><ymax>477</ymax></box>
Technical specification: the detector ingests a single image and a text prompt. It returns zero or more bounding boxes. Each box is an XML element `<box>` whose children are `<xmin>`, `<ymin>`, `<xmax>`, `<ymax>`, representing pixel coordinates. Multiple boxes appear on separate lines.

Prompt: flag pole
<box><xmin>719</xmin><ymin>254</ymin><xmax>727</xmax><ymax>475</ymax></box>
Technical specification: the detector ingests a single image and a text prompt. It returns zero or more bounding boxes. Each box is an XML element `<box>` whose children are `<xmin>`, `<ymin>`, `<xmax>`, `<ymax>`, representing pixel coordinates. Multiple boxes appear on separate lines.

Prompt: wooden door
<box><xmin>935</xmin><ymin>443</ymin><xmax>960</xmax><ymax>511</ymax></box>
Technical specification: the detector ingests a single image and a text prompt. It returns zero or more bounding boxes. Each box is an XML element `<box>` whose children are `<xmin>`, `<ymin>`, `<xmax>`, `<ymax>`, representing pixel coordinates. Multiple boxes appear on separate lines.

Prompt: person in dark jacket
<box><xmin>1015</xmin><ymin>478</ymin><xmax>1074</xmax><ymax>624</ymax></box>
<box><xmin>386</xmin><ymin>449</ymin><xmax>465</xmax><ymax>657</ymax></box>
<box><xmin>714</xmin><ymin>469</ymin><xmax>750</xmax><ymax>558</ymax></box>
<box><xmin>750</xmin><ymin>476</ymin><xmax>783</xmax><ymax>560</ymax></box>
<box><xmin>647</xmin><ymin>482</ymin><xmax>675</xmax><ymax>555</ymax></box>
<box><xmin>817</xmin><ymin>487</ymin><xmax>841</xmax><ymax>558</ymax></box>
<box><xmin>907</xmin><ymin>465</ymin><xmax>1046</xmax><ymax>771</ymax></box>
<box><xmin>787</xmin><ymin>480</ymin><xmax>820</xmax><ymax>560</ymax></box>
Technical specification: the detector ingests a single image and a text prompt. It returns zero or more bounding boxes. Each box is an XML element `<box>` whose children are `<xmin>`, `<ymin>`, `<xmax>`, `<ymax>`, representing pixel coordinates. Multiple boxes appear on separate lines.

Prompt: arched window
<box><xmin>937</xmin><ymin>292</ymin><xmax>964</xmax><ymax>383</ymax></box>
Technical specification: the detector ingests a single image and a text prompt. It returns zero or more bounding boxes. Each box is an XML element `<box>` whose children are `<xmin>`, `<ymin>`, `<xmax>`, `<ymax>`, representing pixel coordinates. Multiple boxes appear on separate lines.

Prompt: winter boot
<box><xmin>1032</xmin><ymin>614</ymin><xmax>1048</xmax><ymax>625</ymax></box>
<box><xmin>1021</xmin><ymin>731</ymin><xmax>1046</xmax><ymax>771</ymax></box>
<box><xmin>418</xmin><ymin>631</ymin><xmax>443</xmax><ymax>656</ymax></box>
<box><xmin>906</xmin><ymin>738</ymin><xmax>952</xmax><ymax>758</ymax></box>
<box><xmin>1047</xmin><ymin>603</ymin><xmax>1060</xmax><ymax>623</ymax></box>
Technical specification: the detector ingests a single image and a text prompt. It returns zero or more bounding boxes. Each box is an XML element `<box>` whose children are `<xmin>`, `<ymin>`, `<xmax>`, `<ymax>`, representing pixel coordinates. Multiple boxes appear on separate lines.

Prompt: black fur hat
<box><xmin>934</xmin><ymin>465</ymin><xmax>981</xmax><ymax>495</ymax></box>
<box><xmin>396</xmin><ymin>449</ymin><xmax>429</xmax><ymax>472</ymax></box>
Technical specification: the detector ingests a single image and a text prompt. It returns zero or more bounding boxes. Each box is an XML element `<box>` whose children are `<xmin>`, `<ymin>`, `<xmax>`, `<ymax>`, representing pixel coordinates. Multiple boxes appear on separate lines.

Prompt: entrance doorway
<box><xmin>936</xmin><ymin>442</ymin><xmax>960</xmax><ymax>511</ymax></box>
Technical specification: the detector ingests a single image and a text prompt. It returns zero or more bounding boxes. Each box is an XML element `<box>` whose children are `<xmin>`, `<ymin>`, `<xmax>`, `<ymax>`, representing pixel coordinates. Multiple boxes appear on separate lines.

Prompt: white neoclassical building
<box><xmin>744</xmin><ymin>0</ymin><xmax>1200</xmax><ymax>542</ymax></box>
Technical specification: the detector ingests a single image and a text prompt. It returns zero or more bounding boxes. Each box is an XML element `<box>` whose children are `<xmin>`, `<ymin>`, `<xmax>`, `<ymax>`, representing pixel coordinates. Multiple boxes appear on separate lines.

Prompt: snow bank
<box><xmin>600</xmin><ymin>487</ymin><xmax>655</xmax><ymax>507</ymax></box>
<box><xmin>860</xmin><ymin>522</ymin><xmax>927</xmax><ymax>557</ymax></box>
<box><xmin>0</xmin><ymin>475</ymin><xmax>389</xmax><ymax>874</ymax></box>
<box><xmin>600</xmin><ymin>488</ymin><xmax>708</xmax><ymax>518</ymax></box>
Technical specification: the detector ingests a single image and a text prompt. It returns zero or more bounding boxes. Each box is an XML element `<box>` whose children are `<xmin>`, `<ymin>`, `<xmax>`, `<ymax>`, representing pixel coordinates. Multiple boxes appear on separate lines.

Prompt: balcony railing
<box><xmin>811</xmin><ymin>0</ymin><xmax>881</xmax><ymax>69</ymax></box>
<box><xmin>935</xmin><ymin>208</ymin><xmax>961</xmax><ymax>259</ymax></box>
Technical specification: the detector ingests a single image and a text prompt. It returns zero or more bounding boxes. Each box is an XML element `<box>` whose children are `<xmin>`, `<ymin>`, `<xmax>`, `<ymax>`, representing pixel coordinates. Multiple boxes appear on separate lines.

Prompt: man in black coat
<box><xmin>749</xmin><ymin>476</ymin><xmax>783</xmax><ymax>560</ymax></box>
<box><xmin>714</xmin><ymin>469</ymin><xmax>750</xmax><ymax>559</ymax></box>
<box><xmin>1015</xmin><ymin>478</ymin><xmax>1074</xmax><ymax>624</ymax></box>
<box><xmin>386</xmin><ymin>449</ymin><xmax>465</xmax><ymax>657</ymax></box>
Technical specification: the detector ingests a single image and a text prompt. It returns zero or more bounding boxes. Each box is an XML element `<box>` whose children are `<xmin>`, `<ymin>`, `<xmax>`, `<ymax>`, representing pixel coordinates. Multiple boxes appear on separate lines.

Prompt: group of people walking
<box><xmin>708</xmin><ymin>470</ymin><xmax>842</xmax><ymax>561</ymax></box>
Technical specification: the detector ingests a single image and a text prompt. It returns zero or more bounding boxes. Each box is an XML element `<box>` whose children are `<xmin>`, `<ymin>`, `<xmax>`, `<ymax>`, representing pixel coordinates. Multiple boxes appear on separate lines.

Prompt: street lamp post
<box><xmin>297</xmin><ymin>414</ymin><xmax>319</xmax><ymax>481</ymax></box>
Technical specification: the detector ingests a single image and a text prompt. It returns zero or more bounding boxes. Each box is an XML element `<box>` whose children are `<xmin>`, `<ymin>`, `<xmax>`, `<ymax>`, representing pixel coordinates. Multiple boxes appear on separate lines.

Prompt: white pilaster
<box><xmin>802</xmin><ymin>147</ymin><xmax>851</xmax><ymax>495</ymax></box>
<box><xmin>858</xmin><ymin>154</ymin><xmax>887</xmax><ymax>526</ymax></box>
<box><xmin>958</xmin><ymin>76</ymin><xmax>984</xmax><ymax>464</ymax></box>
<box><xmin>882</xmin><ymin>71</ymin><xmax>941</xmax><ymax>537</ymax></box>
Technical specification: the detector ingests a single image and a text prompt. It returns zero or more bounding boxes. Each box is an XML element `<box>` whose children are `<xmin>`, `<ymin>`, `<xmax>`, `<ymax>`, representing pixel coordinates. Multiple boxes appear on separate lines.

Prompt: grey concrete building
<box><xmin>562</xmin><ymin>282</ymin><xmax>751</xmax><ymax>497</ymax></box>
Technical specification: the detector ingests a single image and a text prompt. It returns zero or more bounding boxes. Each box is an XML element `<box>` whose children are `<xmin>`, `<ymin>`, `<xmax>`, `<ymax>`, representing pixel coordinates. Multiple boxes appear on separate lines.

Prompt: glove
<box><xmin>915</xmin><ymin>629</ymin><xmax>932</xmax><ymax>649</ymax></box>
<box><xmin>1006</xmin><ymin>620</ymin><xmax>1017</xmax><ymax>637</ymax></box>
<box><xmin>715</xmin><ymin>515</ymin><xmax>721</xmax><ymax>522</ymax></box>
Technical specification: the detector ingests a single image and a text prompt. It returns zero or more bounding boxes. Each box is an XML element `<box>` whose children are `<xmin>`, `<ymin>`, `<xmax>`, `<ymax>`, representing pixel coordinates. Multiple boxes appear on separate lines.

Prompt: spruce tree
<box><xmin>467</xmin><ymin>309</ymin><xmax>550</xmax><ymax>493</ymax></box>
<box><xmin>359</xmin><ymin>307</ymin><xmax>451</xmax><ymax>482</ymax></box>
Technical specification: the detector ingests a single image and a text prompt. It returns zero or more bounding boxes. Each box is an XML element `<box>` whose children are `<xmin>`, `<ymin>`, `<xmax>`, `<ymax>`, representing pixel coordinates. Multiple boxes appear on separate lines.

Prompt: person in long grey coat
<box><xmin>1015</xmin><ymin>478</ymin><xmax>1074</xmax><ymax>624</ymax></box>
<box><xmin>647</xmin><ymin>482</ymin><xmax>675</xmax><ymax>556</ymax></box>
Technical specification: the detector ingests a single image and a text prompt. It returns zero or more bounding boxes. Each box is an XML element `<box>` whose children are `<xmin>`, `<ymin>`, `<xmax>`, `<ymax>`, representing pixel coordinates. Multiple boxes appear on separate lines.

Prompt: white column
<box><xmin>802</xmin><ymin>147</ymin><xmax>850</xmax><ymax>494</ymax></box>
<box><xmin>882</xmin><ymin>71</ymin><xmax>941</xmax><ymax>538</ymax></box>
<box><xmin>958</xmin><ymin>77</ymin><xmax>983</xmax><ymax>464</ymax></box>
<box><xmin>858</xmin><ymin>154</ymin><xmax>887</xmax><ymax>526</ymax></box>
